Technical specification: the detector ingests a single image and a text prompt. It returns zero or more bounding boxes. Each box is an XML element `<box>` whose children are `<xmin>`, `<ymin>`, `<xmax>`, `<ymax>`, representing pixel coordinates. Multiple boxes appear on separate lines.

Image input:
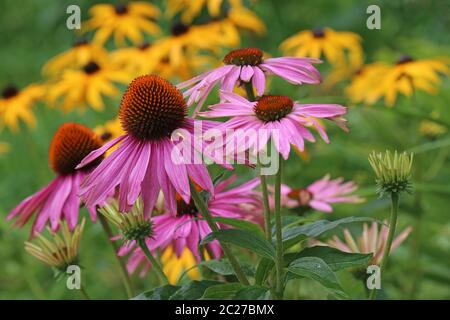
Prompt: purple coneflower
<box><xmin>78</xmin><ymin>75</ymin><xmax>219</xmax><ymax>216</ymax></box>
<box><xmin>7</xmin><ymin>123</ymin><xmax>103</xmax><ymax>236</ymax></box>
<box><xmin>278</xmin><ymin>175</ymin><xmax>363</xmax><ymax>213</ymax></box>
<box><xmin>177</xmin><ymin>48</ymin><xmax>322</xmax><ymax>114</ymax></box>
<box><xmin>118</xmin><ymin>176</ymin><xmax>262</xmax><ymax>276</ymax></box>
<box><xmin>201</xmin><ymin>91</ymin><xmax>348</xmax><ymax>160</ymax></box>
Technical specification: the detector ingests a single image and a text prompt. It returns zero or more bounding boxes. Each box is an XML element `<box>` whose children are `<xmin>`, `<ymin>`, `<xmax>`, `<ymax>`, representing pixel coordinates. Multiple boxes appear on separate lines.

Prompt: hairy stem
<box><xmin>274</xmin><ymin>153</ymin><xmax>284</xmax><ymax>299</ymax></box>
<box><xmin>257</xmin><ymin>155</ymin><xmax>272</xmax><ymax>241</ymax></box>
<box><xmin>138</xmin><ymin>238</ymin><xmax>169</xmax><ymax>284</ymax></box>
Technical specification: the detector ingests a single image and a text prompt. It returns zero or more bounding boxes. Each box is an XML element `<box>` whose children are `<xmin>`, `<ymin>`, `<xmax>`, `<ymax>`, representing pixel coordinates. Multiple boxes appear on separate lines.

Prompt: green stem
<box><xmin>79</xmin><ymin>284</ymin><xmax>91</xmax><ymax>300</ymax></box>
<box><xmin>98</xmin><ymin>214</ymin><xmax>134</xmax><ymax>298</ymax></box>
<box><xmin>257</xmin><ymin>155</ymin><xmax>272</xmax><ymax>241</ymax></box>
<box><xmin>138</xmin><ymin>238</ymin><xmax>169</xmax><ymax>284</ymax></box>
<box><xmin>274</xmin><ymin>153</ymin><xmax>284</xmax><ymax>299</ymax></box>
<box><xmin>244</xmin><ymin>82</ymin><xmax>256</xmax><ymax>101</ymax></box>
<box><xmin>189</xmin><ymin>181</ymin><xmax>250</xmax><ymax>285</ymax></box>
<box><xmin>369</xmin><ymin>192</ymin><xmax>399</xmax><ymax>300</ymax></box>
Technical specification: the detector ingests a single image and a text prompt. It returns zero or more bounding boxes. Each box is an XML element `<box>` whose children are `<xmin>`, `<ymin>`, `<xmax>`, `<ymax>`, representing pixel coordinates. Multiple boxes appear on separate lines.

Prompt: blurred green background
<box><xmin>0</xmin><ymin>0</ymin><xmax>449</xmax><ymax>299</ymax></box>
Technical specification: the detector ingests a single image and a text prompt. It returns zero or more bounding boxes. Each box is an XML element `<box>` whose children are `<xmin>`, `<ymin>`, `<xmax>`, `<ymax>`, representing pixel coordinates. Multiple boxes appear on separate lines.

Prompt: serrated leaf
<box><xmin>287</xmin><ymin>257</ymin><xmax>349</xmax><ymax>299</ymax></box>
<box><xmin>201</xmin><ymin>283</ymin><xmax>244</xmax><ymax>299</ymax></box>
<box><xmin>233</xmin><ymin>285</ymin><xmax>271</xmax><ymax>300</ymax></box>
<box><xmin>201</xmin><ymin>229</ymin><xmax>275</xmax><ymax>260</ymax></box>
<box><xmin>132</xmin><ymin>284</ymin><xmax>180</xmax><ymax>300</ymax></box>
<box><xmin>169</xmin><ymin>280</ymin><xmax>221</xmax><ymax>300</ymax></box>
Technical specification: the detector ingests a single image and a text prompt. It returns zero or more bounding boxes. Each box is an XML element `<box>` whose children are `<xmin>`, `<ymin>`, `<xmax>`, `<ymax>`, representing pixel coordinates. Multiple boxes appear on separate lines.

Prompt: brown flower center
<box><xmin>114</xmin><ymin>3</ymin><xmax>128</xmax><ymax>15</ymax></box>
<box><xmin>49</xmin><ymin>123</ymin><xmax>103</xmax><ymax>175</ymax></box>
<box><xmin>223</xmin><ymin>48</ymin><xmax>263</xmax><ymax>66</ymax></box>
<box><xmin>2</xmin><ymin>85</ymin><xmax>19</xmax><ymax>99</ymax></box>
<box><xmin>119</xmin><ymin>75</ymin><xmax>187</xmax><ymax>140</ymax></box>
<box><xmin>83</xmin><ymin>61</ymin><xmax>100</xmax><ymax>74</ymax></box>
<box><xmin>287</xmin><ymin>188</ymin><xmax>313</xmax><ymax>206</ymax></box>
<box><xmin>254</xmin><ymin>95</ymin><xmax>294</xmax><ymax>122</ymax></box>
<box><xmin>171</xmin><ymin>23</ymin><xmax>190</xmax><ymax>36</ymax></box>
<box><xmin>312</xmin><ymin>28</ymin><xmax>325</xmax><ymax>38</ymax></box>
<box><xmin>396</xmin><ymin>55</ymin><xmax>414</xmax><ymax>65</ymax></box>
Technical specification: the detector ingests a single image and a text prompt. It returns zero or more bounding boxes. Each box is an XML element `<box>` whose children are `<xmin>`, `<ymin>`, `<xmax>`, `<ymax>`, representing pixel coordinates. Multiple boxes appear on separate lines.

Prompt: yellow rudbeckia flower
<box><xmin>161</xmin><ymin>246</ymin><xmax>201</xmax><ymax>285</ymax></box>
<box><xmin>42</xmin><ymin>39</ymin><xmax>108</xmax><ymax>77</ymax></box>
<box><xmin>370</xmin><ymin>56</ymin><xmax>449</xmax><ymax>106</ymax></box>
<box><xmin>227</xmin><ymin>0</ymin><xmax>266</xmax><ymax>36</ymax></box>
<box><xmin>280</xmin><ymin>27</ymin><xmax>363</xmax><ymax>67</ymax></box>
<box><xmin>167</xmin><ymin>0</ymin><xmax>224</xmax><ymax>22</ymax></box>
<box><xmin>0</xmin><ymin>83</ymin><xmax>45</xmax><ymax>132</ymax></box>
<box><xmin>345</xmin><ymin>63</ymin><xmax>390</xmax><ymax>104</ymax></box>
<box><xmin>47</xmin><ymin>61</ymin><xmax>130</xmax><ymax>112</ymax></box>
<box><xmin>94</xmin><ymin>117</ymin><xmax>124</xmax><ymax>156</ymax></box>
<box><xmin>110</xmin><ymin>42</ymin><xmax>163</xmax><ymax>77</ymax></box>
<box><xmin>85</xmin><ymin>2</ymin><xmax>160</xmax><ymax>46</ymax></box>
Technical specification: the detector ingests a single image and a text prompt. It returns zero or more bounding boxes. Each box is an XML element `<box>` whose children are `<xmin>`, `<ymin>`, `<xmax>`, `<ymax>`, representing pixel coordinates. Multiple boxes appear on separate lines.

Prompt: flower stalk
<box><xmin>274</xmin><ymin>153</ymin><xmax>284</xmax><ymax>299</ymax></box>
<box><xmin>189</xmin><ymin>180</ymin><xmax>250</xmax><ymax>285</ymax></box>
<box><xmin>138</xmin><ymin>238</ymin><xmax>169</xmax><ymax>284</ymax></box>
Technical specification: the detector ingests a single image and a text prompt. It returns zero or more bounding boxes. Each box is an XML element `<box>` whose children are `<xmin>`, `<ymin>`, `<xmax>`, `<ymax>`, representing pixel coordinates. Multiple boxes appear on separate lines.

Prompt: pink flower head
<box><xmin>78</xmin><ymin>75</ymin><xmax>225</xmax><ymax>217</ymax></box>
<box><xmin>201</xmin><ymin>91</ymin><xmax>348</xmax><ymax>160</ymax></box>
<box><xmin>178</xmin><ymin>48</ymin><xmax>322</xmax><ymax>115</ymax></box>
<box><xmin>118</xmin><ymin>176</ymin><xmax>262</xmax><ymax>276</ymax></box>
<box><xmin>7</xmin><ymin>123</ymin><xmax>104</xmax><ymax>237</ymax></box>
<box><xmin>279</xmin><ymin>175</ymin><xmax>363</xmax><ymax>213</ymax></box>
<box><xmin>320</xmin><ymin>221</ymin><xmax>413</xmax><ymax>265</ymax></box>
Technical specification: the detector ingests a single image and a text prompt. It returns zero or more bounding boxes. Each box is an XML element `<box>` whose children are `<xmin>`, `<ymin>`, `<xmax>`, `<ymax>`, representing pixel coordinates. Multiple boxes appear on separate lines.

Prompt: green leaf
<box><xmin>287</xmin><ymin>257</ymin><xmax>349</xmax><ymax>299</ymax></box>
<box><xmin>233</xmin><ymin>285</ymin><xmax>271</xmax><ymax>300</ymax></box>
<box><xmin>255</xmin><ymin>258</ymin><xmax>274</xmax><ymax>285</ymax></box>
<box><xmin>132</xmin><ymin>284</ymin><xmax>180</xmax><ymax>300</ymax></box>
<box><xmin>169</xmin><ymin>280</ymin><xmax>221</xmax><ymax>300</ymax></box>
<box><xmin>282</xmin><ymin>217</ymin><xmax>375</xmax><ymax>249</ymax></box>
<box><xmin>287</xmin><ymin>246</ymin><xmax>372</xmax><ymax>271</ymax></box>
<box><xmin>200</xmin><ymin>259</ymin><xmax>255</xmax><ymax>277</ymax></box>
<box><xmin>201</xmin><ymin>283</ymin><xmax>244</xmax><ymax>299</ymax></box>
<box><xmin>212</xmin><ymin>217</ymin><xmax>265</xmax><ymax>238</ymax></box>
<box><xmin>201</xmin><ymin>229</ymin><xmax>275</xmax><ymax>260</ymax></box>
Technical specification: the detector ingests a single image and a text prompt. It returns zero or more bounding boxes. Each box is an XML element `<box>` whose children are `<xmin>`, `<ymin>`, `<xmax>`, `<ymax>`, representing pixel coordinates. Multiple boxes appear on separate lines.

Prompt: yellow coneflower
<box><xmin>280</xmin><ymin>27</ymin><xmax>363</xmax><ymax>67</ymax></box>
<box><xmin>25</xmin><ymin>219</ymin><xmax>85</xmax><ymax>272</ymax></box>
<box><xmin>110</xmin><ymin>42</ymin><xmax>163</xmax><ymax>77</ymax></box>
<box><xmin>161</xmin><ymin>246</ymin><xmax>201</xmax><ymax>285</ymax></box>
<box><xmin>227</xmin><ymin>0</ymin><xmax>266</xmax><ymax>36</ymax></box>
<box><xmin>369</xmin><ymin>56</ymin><xmax>449</xmax><ymax>106</ymax></box>
<box><xmin>0</xmin><ymin>83</ymin><xmax>45</xmax><ymax>132</ymax></box>
<box><xmin>345</xmin><ymin>63</ymin><xmax>390</xmax><ymax>105</ymax></box>
<box><xmin>167</xmin><ymin>0</ymin><xmax>224</xmax><ymax>23</ymax></box>
<box><xmin>85</xmin><ymin>2</ymin><xmax>160</xmax><ymax>46</ymax></box>
<box><xmin>47</xmin><ymin>61</ymin><xmax>130</xmax><ymax>112</ymax></box>
<box><xmin>42</xmin><ymin>39</ymin><xmax>108</xmax><ymax>77</ymax></box>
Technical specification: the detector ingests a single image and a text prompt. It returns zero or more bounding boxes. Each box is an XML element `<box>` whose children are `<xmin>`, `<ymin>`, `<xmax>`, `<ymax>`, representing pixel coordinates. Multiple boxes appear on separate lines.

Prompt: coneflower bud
<box><xmin>368</xmin><ymin>150</ymin><xmax>413</xmax><ymax>196</ymax></box>
<box><xmin>24</xmin><ymin>219</ymin><xmax>85</xmax><ymax>273</ymax></box>
<box><xmin>98</xmin><ymin>199</ymin><xmax>153</xmax><ymax>243</ymax></box>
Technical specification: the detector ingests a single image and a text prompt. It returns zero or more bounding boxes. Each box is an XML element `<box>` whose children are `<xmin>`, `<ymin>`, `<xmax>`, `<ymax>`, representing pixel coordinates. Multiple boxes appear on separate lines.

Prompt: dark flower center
<box><xmin>119</xmin><ymin>75</ymin><xmax>187</xmax><ymax>140</ymax></box>
<box><xmin>2</xmin><ymin>85</ymin><xmax>19</xmax><ymax>99</ymax></box>
<box><xmin>287</xmin><ymin>188</ymin><xmax>313</xmax><ymax>206</ymax></box>
<box><xmin>171</xmin><ymin>23</ymin><xmax>190</xmax><ymax>36</ymax></box>
<box><xmin>73</xmin><ymin>38</ymin><xmax>88</xmax><ymax>47</ymax></box>
<box><xmin>138</xmin><ymin>42</ymin><xmax>151</xmax><ymax>50</ymax></box>
<box><xmin>396</xmin><ymin>55</ymin><xmax>414</xmax><ymax>65</ymax></box>
<box><xmin>83</xmin><ymin>61</ymin><xmax>101</xmax><ymax>74</ymax></box>
<box><xmin>223</xmin><ymin>48</ymin><xmax>263</xmax><ymax>66</ymax></box>
<box><xmin>100</xmin><ymin>131</ymin><xmax>112</xmax><ymax>141</ymax></box>
<box><xmin>254</xmin><ymin>95</ymin><xmax>294</xmax><ymax>122</ymax></box>
<box><xmin>312</xmin><ymin>28</ymin><xmax>325</xmax><ymax>38</ymax></box>
<box><xmin>176</xmin><ymin>197</ymin><xmax>198</xmax><ymax>217</ymax></box>
<box><xmin>114</xmin><ymin>3</ymin><xmax>128</xmax><ymax>15</ymax></box>
<box><xmin>49</xmin><ymin>123</ymin><xmax>103</xmax><ymax>175</ymax></box>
